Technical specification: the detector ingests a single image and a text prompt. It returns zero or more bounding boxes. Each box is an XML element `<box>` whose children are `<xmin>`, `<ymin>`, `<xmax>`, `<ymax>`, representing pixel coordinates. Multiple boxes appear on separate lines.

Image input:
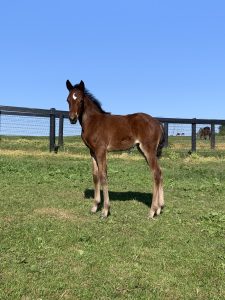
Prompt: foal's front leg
<box><xmin>91</xmin><ymin>155</ymin><xmax>101</xmax><ymax>213</ymax></box>
<box><xmin>96</xmin><ymin>151</ymin><xmax>110</xmax><ymax>218</ymax></box>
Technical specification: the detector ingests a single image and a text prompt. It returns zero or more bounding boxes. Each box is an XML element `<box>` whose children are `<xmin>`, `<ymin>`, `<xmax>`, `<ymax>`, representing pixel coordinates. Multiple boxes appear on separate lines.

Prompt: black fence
<box><xmin>0</xmin><ymin>105</ymin><xmax>78</xmax><ymax>152</ymax></box>
<box><xmin>0</xmin><ymin>105</ymin><xmax>225</xmax><ymax>153</ymax></box>
<box><xmin>158</xmin><ymin>117</ymin><xmax>225</xmax><ymax>152</ymax></box>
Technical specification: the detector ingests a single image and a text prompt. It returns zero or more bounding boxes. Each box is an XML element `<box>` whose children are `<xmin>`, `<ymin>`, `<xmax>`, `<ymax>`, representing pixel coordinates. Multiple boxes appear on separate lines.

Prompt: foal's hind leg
<box><xmin>139</xmin><ymin>144</ymin><xmax>164</xmax><ymax>218</ymax></box>
<box><xmin>90</xmin><ymin>153</ymin><xmax>101</xmax><ymax>213</ymax></box>
<box><xmin>149</xmin><ymin>157</ymin><xmax>163</xmax><ymax>218</ymax></box>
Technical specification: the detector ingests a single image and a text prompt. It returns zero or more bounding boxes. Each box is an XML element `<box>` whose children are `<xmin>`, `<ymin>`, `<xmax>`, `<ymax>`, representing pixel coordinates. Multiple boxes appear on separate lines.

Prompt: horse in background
<box><xmin>66</xmin><ymin>80</ymin><xmax>165</xmax><ymax>219</ymax></box>
<box><xmin>199</xmin><ymin>126</ymin><xmax>211</xmax><ymax>140</ymax></box>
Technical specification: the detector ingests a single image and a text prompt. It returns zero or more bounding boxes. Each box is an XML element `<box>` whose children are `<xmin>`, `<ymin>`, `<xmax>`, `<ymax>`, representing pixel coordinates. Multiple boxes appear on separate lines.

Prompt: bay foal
<box><xmin>66</xmin><ymin>80</ymin><xmax>165</xmax><ymax>218</ymax></box>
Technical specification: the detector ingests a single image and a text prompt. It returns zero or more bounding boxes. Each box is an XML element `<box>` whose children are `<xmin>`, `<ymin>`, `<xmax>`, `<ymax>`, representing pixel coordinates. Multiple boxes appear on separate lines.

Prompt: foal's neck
<box><xmin>79</xmin><ymin>96</ymin><xmax>102</xmax><ymax>126</ymax></box>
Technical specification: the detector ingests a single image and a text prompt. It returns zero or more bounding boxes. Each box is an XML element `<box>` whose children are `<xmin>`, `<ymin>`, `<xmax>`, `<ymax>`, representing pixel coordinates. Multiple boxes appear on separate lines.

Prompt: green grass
<box><xmin>0</xmin><ymin>137</ymin><xmax>225</xmax><ymax>299</ymax></box>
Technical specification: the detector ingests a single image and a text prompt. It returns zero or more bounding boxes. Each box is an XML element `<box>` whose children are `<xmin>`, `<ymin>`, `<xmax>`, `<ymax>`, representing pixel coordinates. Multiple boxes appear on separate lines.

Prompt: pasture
<box><xmin>0</xmin><ymin>137</ymin><xmax>225</xmax><ymax>299</ymax></box>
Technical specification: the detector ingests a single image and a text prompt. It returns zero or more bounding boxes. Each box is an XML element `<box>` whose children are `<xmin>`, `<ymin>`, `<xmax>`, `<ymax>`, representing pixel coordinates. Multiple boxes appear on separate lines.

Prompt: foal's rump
<box><xmin>129</xmin><ymin>113</ymin><xmax>165</xmax><ymax>156</ymax></box>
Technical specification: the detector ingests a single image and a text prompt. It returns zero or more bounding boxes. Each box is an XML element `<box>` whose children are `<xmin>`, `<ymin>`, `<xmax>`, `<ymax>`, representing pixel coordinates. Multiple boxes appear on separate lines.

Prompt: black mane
<box><xmin>74</xmin><ymin>83</ymin><xmax>109</xmax><ymax>114</ymax></box>
<box><xmin>85</xmin><ymin>89</ymin><xmax>111</xmax><ymax>114</ymax></box>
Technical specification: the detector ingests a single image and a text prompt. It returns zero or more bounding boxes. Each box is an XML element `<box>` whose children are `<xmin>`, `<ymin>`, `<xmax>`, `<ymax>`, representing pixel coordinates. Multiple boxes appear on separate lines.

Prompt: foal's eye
<box><xmin>73</xmin><ymin>93</ymin><xmax>77</xmax><ymax>100</ymax></box>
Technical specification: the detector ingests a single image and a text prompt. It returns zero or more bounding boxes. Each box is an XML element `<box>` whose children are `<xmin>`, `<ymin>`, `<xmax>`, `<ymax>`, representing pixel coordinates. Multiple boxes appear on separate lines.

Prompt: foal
<box><xmin>66</xmin><ymin>80</ymin><xmax>165</xmax><ymax>218</ymax></box>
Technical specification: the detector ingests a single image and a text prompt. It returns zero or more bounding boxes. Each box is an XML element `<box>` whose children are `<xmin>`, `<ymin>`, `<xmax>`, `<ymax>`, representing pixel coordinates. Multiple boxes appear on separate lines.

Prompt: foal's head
<box><xmin>66</xmin><ymin>80</ymin><xmax>85</xmax><ymax>124</ymax></box>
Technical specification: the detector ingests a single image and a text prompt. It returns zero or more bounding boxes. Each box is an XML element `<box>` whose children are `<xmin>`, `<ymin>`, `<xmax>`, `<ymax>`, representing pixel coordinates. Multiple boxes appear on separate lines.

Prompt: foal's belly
<box><xmin>107</xmin><ymin>135</ymin><xmax>137</xmax><ymax>151</ymax></box>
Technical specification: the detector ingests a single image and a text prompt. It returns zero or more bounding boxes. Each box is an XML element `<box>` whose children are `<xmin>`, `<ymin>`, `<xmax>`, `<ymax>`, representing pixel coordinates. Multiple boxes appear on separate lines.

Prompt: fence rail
<box><xmin>0</xmin><ymin>105</ymin><xmax>225</xmax><ymax>153</ymax></box>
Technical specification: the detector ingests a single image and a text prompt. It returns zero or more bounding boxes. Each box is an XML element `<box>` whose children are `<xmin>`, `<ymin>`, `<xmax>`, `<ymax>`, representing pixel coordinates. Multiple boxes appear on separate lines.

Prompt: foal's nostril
<box><xmin>69</xmin><ymin>116</ymin><xmax>77</xmax><ymax>124</ymax></box>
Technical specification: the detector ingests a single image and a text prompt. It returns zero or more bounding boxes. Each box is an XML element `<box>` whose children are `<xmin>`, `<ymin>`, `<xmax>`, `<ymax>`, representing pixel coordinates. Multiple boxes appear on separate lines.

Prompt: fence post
<box><xmin>211</xmin><ymin>123</ymin><xmax>215</xmax><ymax>149</ymax></box>
<box><xmin>164</xmin><ymin>122</ymin><xmax>169</xmax><ymax>147</ymax></box>
<box><xmin>191</xmin><ymin>119</ymin><xmax>197</xmax><ymax>152</ymax></box>
<box><xmin>58</xmin><ymin>113</ymin><xmax>64</xmax><ymax>147</ymax></box>
<box><xmin>49</xmin><ymin>108</ymin><xmax>56</xmax><ymax>152</ymax></box>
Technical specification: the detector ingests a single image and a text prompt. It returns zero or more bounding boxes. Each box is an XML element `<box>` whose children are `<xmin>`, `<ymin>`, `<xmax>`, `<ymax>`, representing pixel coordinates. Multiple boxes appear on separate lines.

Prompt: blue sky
<box><xmin>0</xmin><ymin>0</ymin><xmax>224</xmax><ymax>119</ymax></box>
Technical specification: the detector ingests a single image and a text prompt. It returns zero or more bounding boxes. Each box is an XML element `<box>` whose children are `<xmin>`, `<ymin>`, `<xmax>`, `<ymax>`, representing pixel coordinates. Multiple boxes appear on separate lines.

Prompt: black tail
<box><xmin>156</xmin><ymin>124</ymin><xmax>165</xmax><ymax>158</ymax></box>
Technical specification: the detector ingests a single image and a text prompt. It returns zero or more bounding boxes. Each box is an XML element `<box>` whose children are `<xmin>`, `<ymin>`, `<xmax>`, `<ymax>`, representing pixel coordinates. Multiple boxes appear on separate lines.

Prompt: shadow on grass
<box><xmin>84</xmin><ymin>189</ymin><xmax>152</xmax><ymax>208</ymax></box>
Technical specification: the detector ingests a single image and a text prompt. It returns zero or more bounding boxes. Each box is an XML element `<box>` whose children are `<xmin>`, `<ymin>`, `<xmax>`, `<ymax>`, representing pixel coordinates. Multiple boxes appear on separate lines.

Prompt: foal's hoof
<box><xmin>149</xmin><ymin>210</ymin><xmax>156</xmax><ymax>219</ymax></box>
<box><xmin>91</xmin><ymin>205</ymin><xmax>98</xmax><ymax>213</ymax></box>
<box><xmin>100</xmin><ymin>209</ymin><xmax>110</xmax><ymax>219</ymax></box>
<box><xmin>156</xmin><ymin>207</ymin><xmax>161</xmax><ymax>216</ymax></box>
<box><xmin>149</xmin><ymin>206</ymin><xmax>164</xmax><ymax>219</ymax></box>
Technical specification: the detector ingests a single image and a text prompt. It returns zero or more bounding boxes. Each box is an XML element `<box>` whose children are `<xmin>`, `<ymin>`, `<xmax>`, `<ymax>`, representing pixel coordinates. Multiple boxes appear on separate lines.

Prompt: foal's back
<box><xmin>85</xmin><ymin>112</ymin><xmax>162</xmax><ymax>152</ymax></box>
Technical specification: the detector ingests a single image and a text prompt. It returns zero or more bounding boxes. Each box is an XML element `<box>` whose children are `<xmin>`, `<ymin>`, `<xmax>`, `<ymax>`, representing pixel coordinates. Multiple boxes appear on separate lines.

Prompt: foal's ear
<box><xmin>79</xmin><ymin>80</ymin><xmax>85</xmax><ymax>91</ymax></box>
<box><xmin>66</xmin><ymin>80</ymin><xmax>74</xmax><ymax>91</ymax></box>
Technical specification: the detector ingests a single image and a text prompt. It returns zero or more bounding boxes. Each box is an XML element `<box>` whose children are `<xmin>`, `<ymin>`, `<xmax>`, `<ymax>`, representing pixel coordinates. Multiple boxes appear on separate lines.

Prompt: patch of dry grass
<box><xmin>34</xmin><ymin>207</ymin><xmax>78</xmax><ymax>221</ymax></box>
<box><xmin>0</xmin><ymin>148</ymin><xmax>144</xmax><ymax>161</ymax></box>
<box><xmin>0</xmin><ymin>149</ymin><xmax>90</xmax><ymax>159</ymax></box>
<box><xmin>184</xmin><ymin>155</ymin><xmax>225</xmax><ymax>164</ymax></box>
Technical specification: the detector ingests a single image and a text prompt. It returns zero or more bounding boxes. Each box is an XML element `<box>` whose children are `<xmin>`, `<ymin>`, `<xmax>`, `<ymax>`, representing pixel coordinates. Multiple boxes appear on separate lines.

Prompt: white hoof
<box><xmin>101</xmin><ymin>209</ymin><xmax>109</xmax><ymax>218</ymax></box>
<box><xmin>91</xmin><ymin>205</ymin><xmax>98</xmax><ymax>213</ymax></box>
<box><xmin>156</xmin><ymin>207</ymin><xmax>161</xmax><ymax>215</ymax></box>
<box><xmin>149</xmin><ymin>210</ymin><xmax>155</xmax><ymax>219</ymax></box>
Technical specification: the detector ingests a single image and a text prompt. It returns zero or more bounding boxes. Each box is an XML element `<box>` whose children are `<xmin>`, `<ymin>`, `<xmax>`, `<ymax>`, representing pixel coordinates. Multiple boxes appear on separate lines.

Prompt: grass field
<box><xmin>0</xmin><ymin>137</ymin><xmax>225</xmax><ymax>299</ymax></box>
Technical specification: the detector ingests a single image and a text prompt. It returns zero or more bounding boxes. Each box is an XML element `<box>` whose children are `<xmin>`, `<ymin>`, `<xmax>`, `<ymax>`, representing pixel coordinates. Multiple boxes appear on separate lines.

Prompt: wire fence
<box><xmin>0</xmin><ymin>114</ymin><xmax>50</xmax><ymax>136</ymax></box>
<box><xmin>0</xmin><ymin>113</ymin><xmax>82</xmax><ymax>137</ymax></box>
<box><xmin>0</xmin><ymin>105</ymin><xmax>225</xmax><ymax>154</ymax></box>
<box><xmin>62</xmin><ymin>117</ymin><xmax>81</xmax><ymax>136</ymax></box>
<box><xmin>166</xmin><ymin>123</ymin><xmax>224</xmax><ymax>152</ymax></box>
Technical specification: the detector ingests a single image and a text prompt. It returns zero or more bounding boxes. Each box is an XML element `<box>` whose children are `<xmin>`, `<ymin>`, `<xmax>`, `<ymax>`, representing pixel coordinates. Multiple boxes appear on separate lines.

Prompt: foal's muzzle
<box><xmin>69</xmin><ymin>113</ymin><xmax>78</xmax><ymax>124</ymax></box>
<box><xmin>69</xmin><ymin>117</ymin><xmax>77</xmax><ymax>124</ymax></box>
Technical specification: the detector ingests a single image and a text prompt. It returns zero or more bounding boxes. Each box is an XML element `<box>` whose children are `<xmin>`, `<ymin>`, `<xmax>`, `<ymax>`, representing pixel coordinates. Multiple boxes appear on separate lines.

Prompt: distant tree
<box><xmin>218</xmin><ymin>124</ymin><xmax>225</xmax><ymax>136</ymax></box>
